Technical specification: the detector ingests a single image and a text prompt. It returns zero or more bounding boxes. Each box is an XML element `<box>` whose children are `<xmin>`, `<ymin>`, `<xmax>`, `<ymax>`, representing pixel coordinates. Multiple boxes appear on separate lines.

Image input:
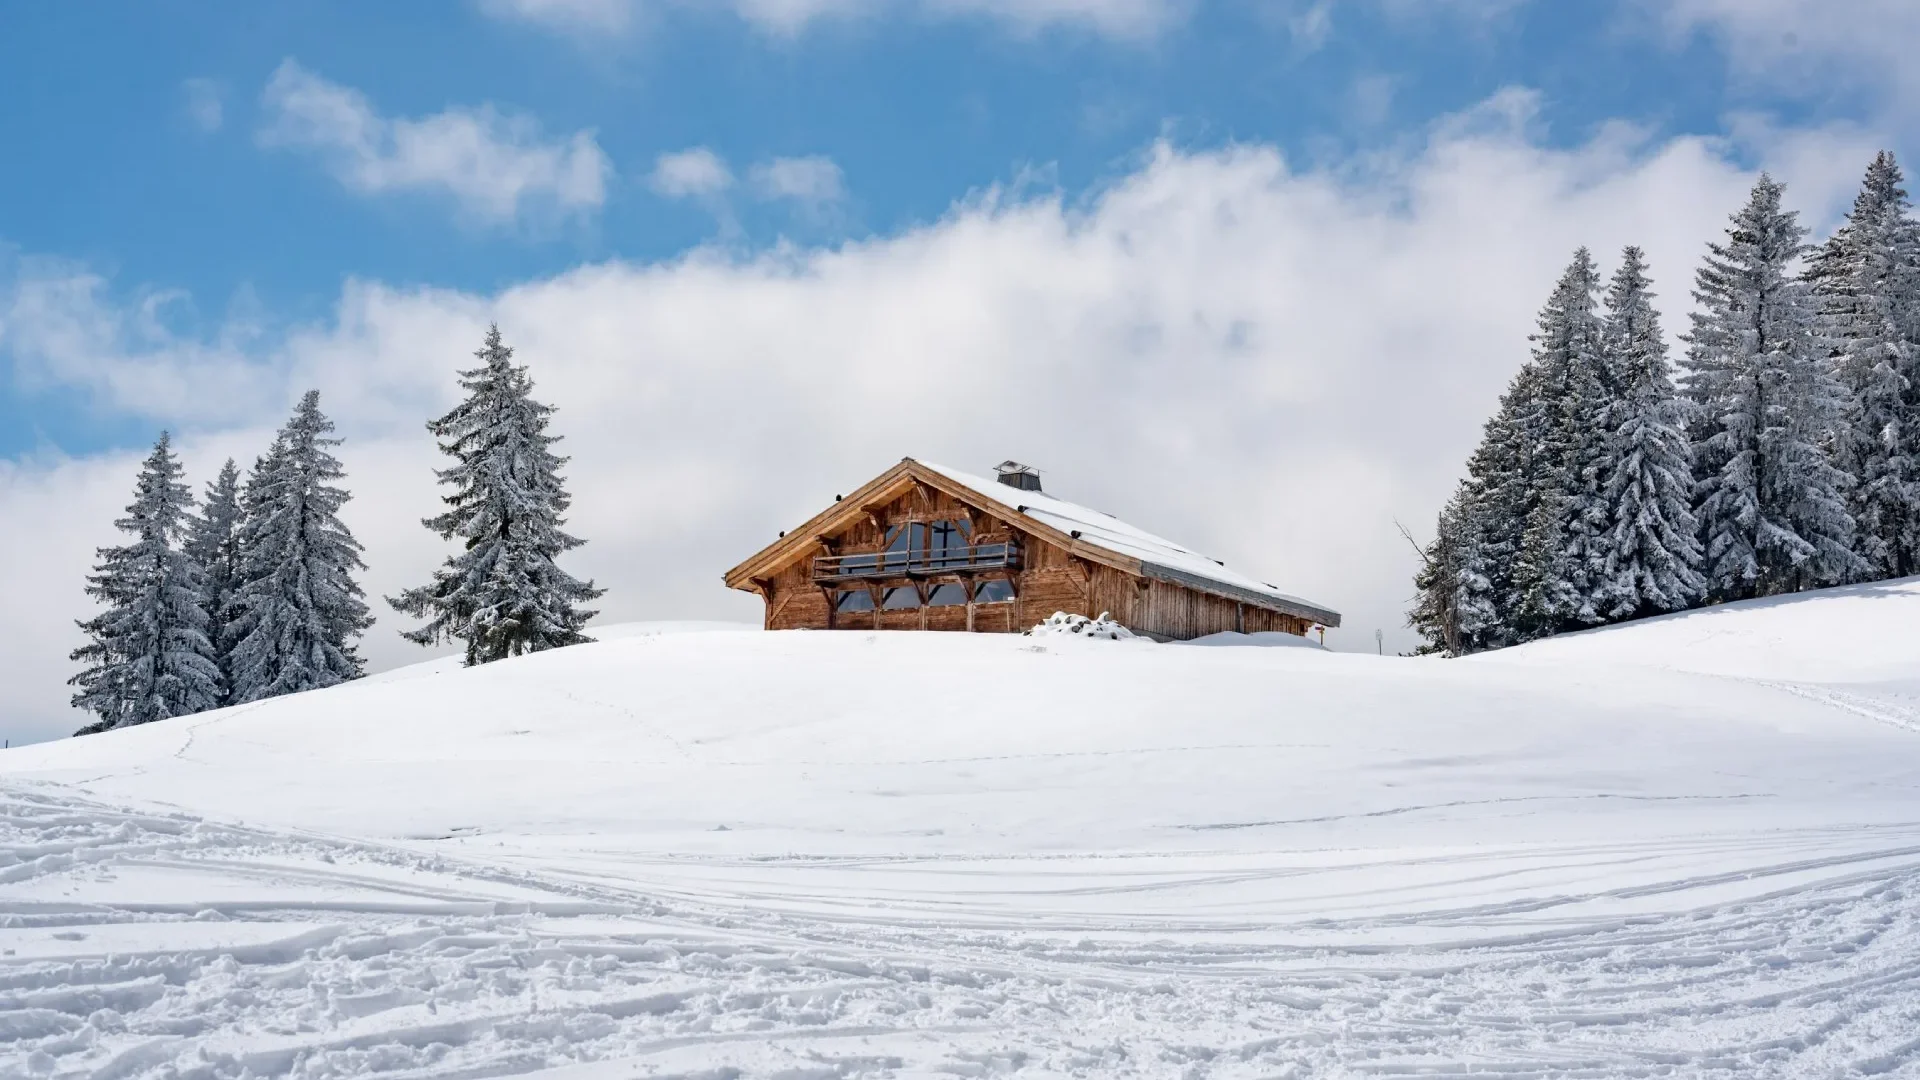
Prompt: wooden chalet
<box><xmin>723</xmin><ymin>458</ymin><xmax>1341</xmax><ymax>641</ymax></box>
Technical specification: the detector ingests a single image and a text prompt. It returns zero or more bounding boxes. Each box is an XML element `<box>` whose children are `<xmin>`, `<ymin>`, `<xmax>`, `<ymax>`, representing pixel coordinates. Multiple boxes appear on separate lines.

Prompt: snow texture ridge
<box><xmin>5</xmin><ymin>585</ymin><xmax>1920</xmax><ymax>1076</ymax></box>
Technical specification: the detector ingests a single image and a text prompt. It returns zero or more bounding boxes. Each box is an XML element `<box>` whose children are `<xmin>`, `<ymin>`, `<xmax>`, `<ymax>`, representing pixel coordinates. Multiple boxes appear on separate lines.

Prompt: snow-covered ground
<box><xmin>5</xmin><ymin>582</ymin><xmax>1920</xmax><ymax>1077</ymax></box>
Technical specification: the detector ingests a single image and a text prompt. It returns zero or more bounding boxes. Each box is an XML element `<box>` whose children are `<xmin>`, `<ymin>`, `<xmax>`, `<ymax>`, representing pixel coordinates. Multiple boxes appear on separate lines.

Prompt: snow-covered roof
<box><xmin>916</xmin><ymin>460</ymin><xmax>1340</xmax><ymax>626</ymax></box>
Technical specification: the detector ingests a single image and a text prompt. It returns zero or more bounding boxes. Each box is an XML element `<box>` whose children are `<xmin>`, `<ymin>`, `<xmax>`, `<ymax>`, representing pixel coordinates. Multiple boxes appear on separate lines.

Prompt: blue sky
<box><xmin>2</xmin><ymin>0</ymin><xmax>1916</xmax><ymax>742</ymax></box>
<box><xmin>0</xmin><ymin>1</ymin><xmax>1856</xmax><ymax>456</ymax></box>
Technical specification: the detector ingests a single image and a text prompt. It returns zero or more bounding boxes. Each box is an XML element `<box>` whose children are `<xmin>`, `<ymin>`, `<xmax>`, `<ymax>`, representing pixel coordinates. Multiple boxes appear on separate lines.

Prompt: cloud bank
<box><xmin>1651</xmin><ymin>0</ymin><xmax>1920</xmax><ymax>132</ymax></box>
<box><xmin>0</xmin><ymin>95</ymin><xmax>1888</xmax><ymax>745</ymax></box>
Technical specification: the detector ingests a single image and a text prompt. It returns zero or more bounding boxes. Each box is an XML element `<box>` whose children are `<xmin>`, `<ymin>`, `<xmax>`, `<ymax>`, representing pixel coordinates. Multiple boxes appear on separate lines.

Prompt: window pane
<box><xmin>836</xmin><ymin>589</ymin><xmax>874</xmax><ymax>612</ymax></box>
<box><xmin>974</xmin><ymin>579</ymin><xmax>1014</xmax><ymax>603</ymax></box>
<box><xmin>927</xmin><ymin>583</ymin><xmax>967</xmax><ymax>607</ymax></box>
<box><xmin>930</xmin><ymin>519</ymin><xmax>961</xmax><ymax>553</ymax></box>
<box><xmin>886</xmin><ymin>525</ymin><xmax>910</xmax><ymax>552</ymax></box>
<box><xmin>882</xmin><ymin>587</ymin><xmax>921</xmax><ymax>609</ymax></box>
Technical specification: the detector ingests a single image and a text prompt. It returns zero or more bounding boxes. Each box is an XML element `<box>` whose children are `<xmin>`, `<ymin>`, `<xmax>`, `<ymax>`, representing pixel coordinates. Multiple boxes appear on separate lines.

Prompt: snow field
<box><xmin>5</xmin><ymin>579</ymin><xmax>1920</xmax><ymax>1076</ymax></box>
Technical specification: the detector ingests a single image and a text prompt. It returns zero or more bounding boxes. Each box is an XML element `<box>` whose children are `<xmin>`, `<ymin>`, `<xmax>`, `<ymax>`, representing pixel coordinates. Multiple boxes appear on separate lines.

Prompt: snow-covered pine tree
<box><xmin>1410</xmin><ymin>336</ymin><xmax>1556</xmax><ymax>656</ymax></box>
<box><xmin>1511</xmin><ymin>248</ymin><xmax>1608</xmax><ymax>640</ymax></box>
<box><xmin>1408</xmin><ymin>482</ymin><xmax>1499</xmax><ymax>656</ymax></box>
<box><xmin>69</xmin><ymin>433</ymin><xmax>223</xmax><ymax>735</ymax></box>
<box><xmin>183</xmin><ymin>458</ymin><xmax>243</xmax><ymax>702</ymax></box>
<box><xmin>1597</xmin><ymin>247</ymin><xmax>1705</xmax><ymax>618</ymax></box>
<box><xmin>224</xmin><ymin>391</ymin><xmax>373</xmax><ymax>702</ymax></box>
<box><xmin>1683</xmin><ymin>174</ymin><xmax>1862</xmax><ymax>600</ymax></box>
<box><xmin>1461</xmin><ymin>361</ymin><xmax>1549</xmax><ymax>651</ymax></box>
<box><xmin>390</xmin><ymin>325</ymin><xmax>603</xmax><ymax>665</ymax></box>
<box><xmin>1807</xmin><ymin>152</ymin><xmax>1920</xmax><ymax>579</ymax></box>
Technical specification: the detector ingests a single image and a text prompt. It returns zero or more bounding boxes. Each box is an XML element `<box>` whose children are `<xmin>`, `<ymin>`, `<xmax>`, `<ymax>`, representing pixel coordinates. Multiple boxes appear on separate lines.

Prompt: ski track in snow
<box><xmin>6</xmin><ymin>786</ymin><xmax>1920</xmax><ymax>1079</ymax></box>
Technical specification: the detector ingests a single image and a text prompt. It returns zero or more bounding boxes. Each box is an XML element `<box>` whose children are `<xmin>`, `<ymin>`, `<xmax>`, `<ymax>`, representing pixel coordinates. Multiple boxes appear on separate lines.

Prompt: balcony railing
<box><xmin>812</xmin><ymin>542</ymin><xmax>1020</xmax><ymax>583</ymax></box>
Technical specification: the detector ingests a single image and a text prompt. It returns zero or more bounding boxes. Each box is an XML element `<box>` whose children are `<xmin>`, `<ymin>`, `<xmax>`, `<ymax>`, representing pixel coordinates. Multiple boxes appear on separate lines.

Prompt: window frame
<box><xmin>973</xmin><ymin>578</ymin><xmax>1015</xmax><ymax>604</ymax></box>
<box><xmin>925</xmin><ymin>582</ymin><xmax>968</xmax><ymax>607</ymax></box>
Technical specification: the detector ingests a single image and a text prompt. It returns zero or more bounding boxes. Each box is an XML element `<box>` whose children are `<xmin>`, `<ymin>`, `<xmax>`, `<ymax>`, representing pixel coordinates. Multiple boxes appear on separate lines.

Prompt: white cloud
<box><xmin>0</xmin><ymin>264</ymin><xmax>275</xmax><ymax>422</ymax></box>
<box><xmin>182</xmin><ymin>78</ymin><xmax>224</xmax><ymax>133</ymax></box>
<box><xmin>257</xmin><ymin>60</ymin><xmax>610</xmax><ymax>224</ymax></box>
<box><xmin>649</xmin><ymin>147</ymin><xmax>736</xmax><ymax>198</ymax></box>
<box><xmin>483</xmin><ymin>0</ymin><xmax>1187</xmax><ymax>39</ymax></box>
<box><xmin>1649</xmin><ymin>0</ymin><xmax>1920</xmax><ymax>128</ymax></box>
<box><xmin>750</xmin><ymin>155</ymin><xmax>846</xmax><ymax>204</ymax></box>
<box><xmin>0</xmin><ymin>97</ymin><xmax>1889</xmax><ymax>746</ymax></box>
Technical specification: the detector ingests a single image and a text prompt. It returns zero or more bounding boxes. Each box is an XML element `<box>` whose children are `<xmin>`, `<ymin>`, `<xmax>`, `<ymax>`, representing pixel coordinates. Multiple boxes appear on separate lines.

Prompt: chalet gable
<box><xmin>724</xmin><ymin>457</ymin><xmax>1341</xmax><ymax>629</ymax></box>
<box><xmin>725</xmin><ymin>459</ymin><xmax>1127</xmax><ymax>592</ymax></box>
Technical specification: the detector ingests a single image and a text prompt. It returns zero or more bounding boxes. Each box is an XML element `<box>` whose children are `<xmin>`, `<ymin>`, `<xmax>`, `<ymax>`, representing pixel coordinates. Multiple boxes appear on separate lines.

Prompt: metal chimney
<box><xmin>994</xmin><ymin>460</ymin><xmax>1042</xmax><ymax>492</ymax></box>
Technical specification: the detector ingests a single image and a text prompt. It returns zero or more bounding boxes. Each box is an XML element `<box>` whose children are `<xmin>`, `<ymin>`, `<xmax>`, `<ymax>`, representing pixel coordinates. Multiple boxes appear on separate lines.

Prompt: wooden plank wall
<box><xmin>755</xmin><ymin>487</ymin><xmax>1312</xmax><ymax>640</ymax></box>
<box><xmin>1093</xmin><ymin>568</ymin><xmax>1310</xmax><ymax>640</ymax></box>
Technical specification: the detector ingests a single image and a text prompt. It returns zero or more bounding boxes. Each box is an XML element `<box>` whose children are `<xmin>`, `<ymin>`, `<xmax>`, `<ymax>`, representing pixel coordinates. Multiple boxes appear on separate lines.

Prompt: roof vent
<box><xmin>994</xmin><ymin>460</ymin><xmax>1042</xmax><ymax>492</ymax></box>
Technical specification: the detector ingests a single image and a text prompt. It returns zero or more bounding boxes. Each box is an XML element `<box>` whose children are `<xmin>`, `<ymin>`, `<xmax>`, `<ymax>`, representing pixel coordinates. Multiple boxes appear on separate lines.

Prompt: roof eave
<box><xmin>721</xmin><ymin>459</ymin><xmax>921</xmax><ymax>589</ymax></box>
<box><xmin>1138</xmin><ymin>562</ymin><xmax>1343</xmax><ymax>627</ymax></box>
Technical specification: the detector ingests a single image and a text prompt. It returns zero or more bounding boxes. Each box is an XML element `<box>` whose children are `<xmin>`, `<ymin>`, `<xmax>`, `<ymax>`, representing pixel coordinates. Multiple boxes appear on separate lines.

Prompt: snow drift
<box><xmin>4</xmin><ymin>579</ymin><xmax>1920</xmax><ymax>1077</ymax></box>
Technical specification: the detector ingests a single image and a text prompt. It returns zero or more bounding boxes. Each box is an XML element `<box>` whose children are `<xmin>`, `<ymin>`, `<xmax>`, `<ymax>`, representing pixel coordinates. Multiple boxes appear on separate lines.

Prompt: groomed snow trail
<box><xmin>7</xmin><ymin>785</ymin><xmax>1920</xmax><ymax>1079</ymax></box>
<box><xmin>10</xmin><ymin>585</ymin><xmax>1920</xmax><ymax>1077</ymax></box>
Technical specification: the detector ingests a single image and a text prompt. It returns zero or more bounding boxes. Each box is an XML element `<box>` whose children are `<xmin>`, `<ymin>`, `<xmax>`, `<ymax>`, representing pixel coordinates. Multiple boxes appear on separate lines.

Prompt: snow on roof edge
<box><xmin>916</xmin><ymin>459</ymin><xmax>1341</xmax><ymax>626</ymax></box>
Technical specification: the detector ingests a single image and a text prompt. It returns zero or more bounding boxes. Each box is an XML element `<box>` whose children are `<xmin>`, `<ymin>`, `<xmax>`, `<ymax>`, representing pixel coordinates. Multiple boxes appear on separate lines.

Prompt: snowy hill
<box><xmin>5</xmin><ymin>587</ymin><xmax>1920</xmax><ymax>1077</ymax></box>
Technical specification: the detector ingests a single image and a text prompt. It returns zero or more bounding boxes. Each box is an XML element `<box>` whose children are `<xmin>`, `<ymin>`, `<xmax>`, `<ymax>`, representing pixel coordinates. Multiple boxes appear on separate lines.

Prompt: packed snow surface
<box><xmin>6</xmin><ymin>582</ymin><xmax>1920</xmax><ymax>1077</ymax></box>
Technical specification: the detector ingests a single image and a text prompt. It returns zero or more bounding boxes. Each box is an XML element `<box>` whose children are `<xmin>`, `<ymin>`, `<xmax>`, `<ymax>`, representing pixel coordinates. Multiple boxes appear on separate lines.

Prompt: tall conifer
<box><xmin>391</xmin><ymin>325</ymin><xmax>602</xmax><ymax>665</ymax></box>
<box><xmin>225</xmin><ymin>391</ymin><xmax>372</xmax><ymax>702</ymax></box>
<box><xmin>1597</xmin><ymin>247</ymin><xmax>1705</xmax><ymax>617</ymax></box>
<box><xmin>183</xmin><ymin>458</ymin><xmax>243</xmax><ymax>701</ymax></box>
<box><xmin>1807</xmin><ymin>152</ymin><xmax>1920</xmax><ymax>579</ymax></box>
<box><xmin>1511</xmin><ymin>248</ymin><xmax>1607</xmax><ymax>638</ymax></box>
<box><xmin>1683</xmin><ymin>175</ymin><xmax>1861</xmax><ymax>599</ymax></box>
<box><xmin>70</xmin><ymin>433</ymin><xmax>223</xmax><ymax>734</ymax></box>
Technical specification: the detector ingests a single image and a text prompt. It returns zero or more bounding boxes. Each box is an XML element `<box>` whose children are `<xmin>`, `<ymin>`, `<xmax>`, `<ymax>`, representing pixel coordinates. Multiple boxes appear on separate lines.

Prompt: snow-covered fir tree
<box><xmin>1597</xmin><ymin>247</ymin><xmax>1705</xmax><ymax>618</ymax></box>
<box><xmin>1683</xmin><ymin>174</ymin><xmax>1861</xmax><ymax>600</ymax></box>
<box><xmin>1411</xmin><ymin>337</ymin><xmax>1563</xmax><ymax>656</ymax></box>
<box><xmin>390</xmin><ymin>325</ymin><xmax>603</xmax><ymax>665</ymax></box>
<box><xmin>69</xmin><ymin>433</ymin><xmax>223</xmax><ymax>735</ymax></box>
<box><xmin>1408</xmin><ymin>482</ymin><xmax>1498</xmax><ymax>656</ymax></box>
<box><xmin>183</xmin><ymin>458</ymin><xmax>243</xmax><ymax>702</ymax></box>
<box><xmin>1511</xmin><ymin>248</ymin><xmax>1610</xmax><ymax>640</ymax></box>
<box><xmin>225</xmin><ymin>391</ymin><xmax>373</xmax><ymax>702</ymax></box>
<box><xmin>1807</xmin><ymin>152</ymin><xmax>1920</xmax><ymax>579</ymax></box>
<box><xmin>1454</xmin><ymin>365</ymin><xmax>1543</xmax><ymax>652</ymax></box>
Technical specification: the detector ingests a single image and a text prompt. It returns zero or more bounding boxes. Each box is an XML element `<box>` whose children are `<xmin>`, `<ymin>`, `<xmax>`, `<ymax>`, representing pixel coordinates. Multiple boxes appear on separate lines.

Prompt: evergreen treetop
<box><xmin>69</xmin><ymin>432</ymin><xmax>223</xmax><ymax>733</ymax></box>
<box><xmin>1683</xmin><ymin>174</ymin><xmax>1860</xmax><ymax>599</ymax></box>
<box><xmin>1598</xmin><ymin>247</ymin><xmax>1705</xmax><ymax>618</ymax></box>
<box><xmin>1807</xmin><ymin>152</ymin><xmax>1920</xmax><ymax>578</ymax></box>
<box><xmin>390</xmin><ymin>324</ymin><xmax>603</xmax><ymax>665</ymax></box>
<box><xmin>225</xmin><ymin>391</ymin><xmax>372</xmax><ymax>702</ymax></box>
<box><xmin>184</xmin><ymin>458</ymin><xmax>244</xmax><ymax>703</ymax></box>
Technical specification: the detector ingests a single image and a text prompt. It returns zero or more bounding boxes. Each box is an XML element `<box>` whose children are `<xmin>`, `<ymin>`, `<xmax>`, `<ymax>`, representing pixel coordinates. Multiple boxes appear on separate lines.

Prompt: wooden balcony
<box><xmin>812</xmin><ymin>542</ymin><xmax>1020</xmax><ymax>583</ymax></box>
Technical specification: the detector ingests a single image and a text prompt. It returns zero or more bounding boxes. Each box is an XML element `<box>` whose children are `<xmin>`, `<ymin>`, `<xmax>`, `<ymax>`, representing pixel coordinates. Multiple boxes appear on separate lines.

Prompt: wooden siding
<box><xmin>739</xmin><ymin>462</ymin><xmax>1321</xmax><ymax>640</ymax></box>
<box><xmin>757</xmin><ymin>509</ymin><xmax>1309</xmax><ymax>640</ymax></box>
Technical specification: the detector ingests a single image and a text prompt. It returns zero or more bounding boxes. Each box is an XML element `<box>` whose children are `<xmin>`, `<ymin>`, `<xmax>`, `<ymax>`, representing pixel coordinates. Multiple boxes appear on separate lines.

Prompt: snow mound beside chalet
<box><xmin>1476</xmin><ymin>574</ymin><xmax>1920</xmax><ymax>684</ymax></box>
<box><xmin>4</xmin><ymin>578</ymin><xmax>1917</xmax><ymax>875</ymax></box>
<box><xmin>1023</xmin><ymin>610</ymin><xmax>1142</xmax><ymax>640</ymax></box>
<box><xmin>5</xmin><ymin>583</ymin><xmax>1920</xmax><ymax>1077</ymax></box>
